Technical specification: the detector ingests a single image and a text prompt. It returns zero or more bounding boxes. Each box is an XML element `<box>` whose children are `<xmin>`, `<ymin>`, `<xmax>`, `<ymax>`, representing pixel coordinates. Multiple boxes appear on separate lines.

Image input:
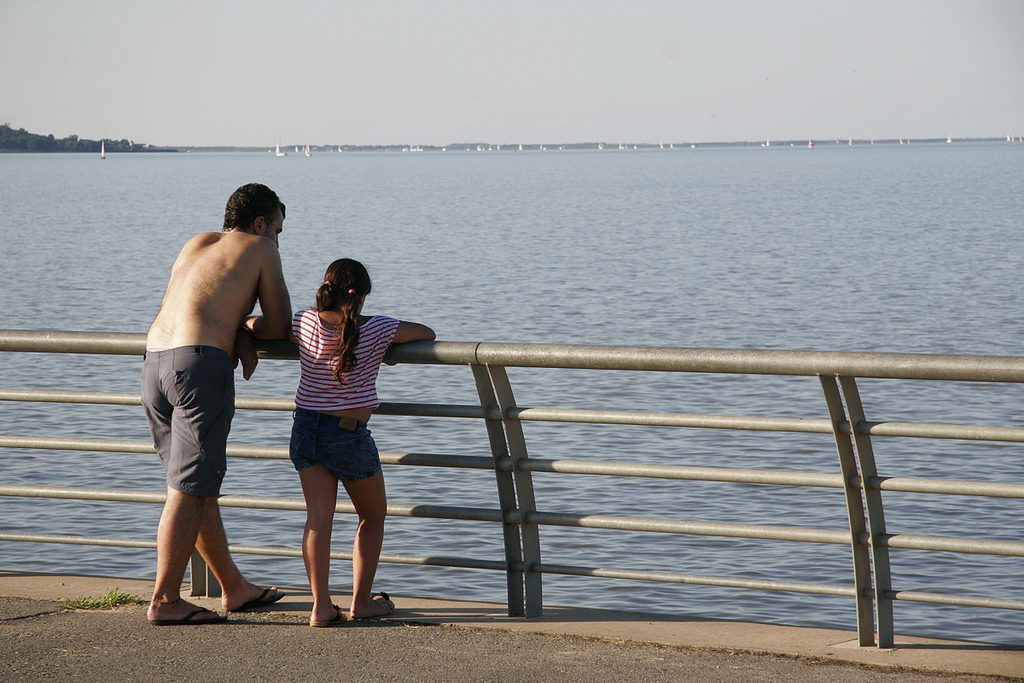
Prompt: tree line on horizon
<box><xmin>0</xmin><ymin>124</ymin><xmax>170</xmax><ymax>153</ymax></box>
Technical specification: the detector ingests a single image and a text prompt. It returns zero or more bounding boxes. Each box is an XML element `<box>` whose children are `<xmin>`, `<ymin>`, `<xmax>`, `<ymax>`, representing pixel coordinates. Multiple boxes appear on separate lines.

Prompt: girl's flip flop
<box><xmin>309</xmin><ymin>604</ymin><xmax>346</xmax><ymax>628</ymax></box>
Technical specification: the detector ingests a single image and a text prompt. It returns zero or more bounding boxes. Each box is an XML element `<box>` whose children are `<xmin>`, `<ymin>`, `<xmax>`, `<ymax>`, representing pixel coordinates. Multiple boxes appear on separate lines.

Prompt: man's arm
<box><xmin>241</xmin><ymin>245</ymin><xmax>291</xmax><ymax>340</ymax></box>
<box><xmin>234</xmin><ymin>329</ymin><xmax>259</xmax><ymax>380</ymax></box>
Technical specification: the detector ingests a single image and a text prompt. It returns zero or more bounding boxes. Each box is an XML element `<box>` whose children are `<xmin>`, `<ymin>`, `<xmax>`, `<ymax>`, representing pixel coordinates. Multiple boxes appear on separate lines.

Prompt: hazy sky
<box><xmin>2</xmin><ymin>1</ymin><xmax>1022</xmax><ymax>147</ymax></box>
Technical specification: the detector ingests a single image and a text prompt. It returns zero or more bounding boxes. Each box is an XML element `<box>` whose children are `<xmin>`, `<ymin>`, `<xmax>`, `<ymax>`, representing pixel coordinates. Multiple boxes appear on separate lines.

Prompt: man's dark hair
<box><xmin>223</xmin><ymin>183</ymin><xmax>286</xmax><ymax>231</ymax></box>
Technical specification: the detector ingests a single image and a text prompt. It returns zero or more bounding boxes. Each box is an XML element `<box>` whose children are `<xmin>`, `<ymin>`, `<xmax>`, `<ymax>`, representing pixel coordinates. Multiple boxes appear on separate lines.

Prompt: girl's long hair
<box><xmin>316</xmin><ymin>258</ymin><xmax>372</xmax><ymax>385</ymax></box>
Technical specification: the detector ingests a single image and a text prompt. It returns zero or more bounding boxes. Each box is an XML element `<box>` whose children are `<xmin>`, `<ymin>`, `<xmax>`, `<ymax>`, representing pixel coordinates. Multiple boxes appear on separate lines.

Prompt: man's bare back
<box><xmin>146</xmin><ymin>210</ymin><xmax>290</xmax><ymax>353</ymax></box>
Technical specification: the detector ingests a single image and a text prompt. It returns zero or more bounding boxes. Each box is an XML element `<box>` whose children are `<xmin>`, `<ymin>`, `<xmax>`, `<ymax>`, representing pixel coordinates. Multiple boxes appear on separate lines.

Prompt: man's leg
<box><xmin>194</xmin><ymin>496</ymin><xmax>284</xmax><ymax>611</ymax></box>
<box><xmin>148</xmin><ymin>488</ymin><xmax>222</xmax><ymax>623</ymax></box>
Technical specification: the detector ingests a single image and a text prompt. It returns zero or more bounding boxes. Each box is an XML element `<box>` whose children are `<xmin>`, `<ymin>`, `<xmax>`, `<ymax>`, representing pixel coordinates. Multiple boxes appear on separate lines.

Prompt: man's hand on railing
<box><xmin>234</xmin><ymin>330</ymin><xmax>259</xmax><ymax>380</ymax></box>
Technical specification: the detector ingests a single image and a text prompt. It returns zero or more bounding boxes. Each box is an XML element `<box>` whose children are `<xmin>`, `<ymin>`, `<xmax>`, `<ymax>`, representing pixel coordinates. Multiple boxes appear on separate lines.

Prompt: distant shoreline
<box><xmin>4</xmin><ymin>137</ymin><xmax>1018</xmax><ymax>155</ymax></box>
<box><xmin>2</xmin><ymin>121</ymin><xmax>1019</xmax><ymax>154</ymax></box>
<box><xmin>0</xmin><ymin>124</ymin><xmax>176</xmax><ymax>154</ymax></box>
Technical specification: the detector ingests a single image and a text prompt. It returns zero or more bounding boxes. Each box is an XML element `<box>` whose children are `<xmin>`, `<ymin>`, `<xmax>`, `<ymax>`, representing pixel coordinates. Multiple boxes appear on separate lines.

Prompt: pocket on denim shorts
<box><xmin>323</xmin><ymin>430</ymin><xmax>381</xmax><ymax>481</ymax></box>
<box><xmin>289</xmin><ymin>416</ymin><xmax>314</xmax><ymax>471</ymax></box>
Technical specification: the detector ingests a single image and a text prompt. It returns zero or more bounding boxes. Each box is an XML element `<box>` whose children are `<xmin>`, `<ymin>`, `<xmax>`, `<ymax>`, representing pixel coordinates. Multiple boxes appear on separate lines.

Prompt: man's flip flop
<box><xmin>228</xmin><ymin>587</ymin><xmax>286</xmax><ymax>613</ymax></box>
<box><xmin>149</xmin><ymin>608</ymin><xmax>227</xmax><ymax>626</ymax></box>
<box><xmin>310</xmin><ymin>604</ymin><xmax>346</xmax><ymax>628</ymax></box>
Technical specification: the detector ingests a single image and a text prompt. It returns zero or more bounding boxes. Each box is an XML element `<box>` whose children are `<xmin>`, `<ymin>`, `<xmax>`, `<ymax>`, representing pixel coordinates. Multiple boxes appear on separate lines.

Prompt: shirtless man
<box><xmin>142</xmin><ymin>183</ymin><xmax>292</xmax><ymax>625</ymax></box>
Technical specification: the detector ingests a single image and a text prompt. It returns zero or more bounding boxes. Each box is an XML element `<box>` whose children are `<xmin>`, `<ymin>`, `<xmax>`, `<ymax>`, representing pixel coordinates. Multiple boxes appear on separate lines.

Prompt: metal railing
<box><xmin>1</xmin><ymin>329</ymin><xmax>1023</xmax><ymax>647</ymax></box>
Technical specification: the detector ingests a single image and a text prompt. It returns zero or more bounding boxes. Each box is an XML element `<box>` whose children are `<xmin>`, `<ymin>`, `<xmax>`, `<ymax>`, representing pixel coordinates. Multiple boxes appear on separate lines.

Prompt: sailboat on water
<box><xmin>275</xmin><ymin>140</ymin><xmax>287</xmax><ymax>157</ymax></box>
<box><xmin>304</xmin><ymin>144</ymin><xmax>311</xmax><ymax>157</ymax></box>
<box><xmin>100</xmin><ymin>140</ymin><xmax>106</xmax><ymax>159</ymax></box>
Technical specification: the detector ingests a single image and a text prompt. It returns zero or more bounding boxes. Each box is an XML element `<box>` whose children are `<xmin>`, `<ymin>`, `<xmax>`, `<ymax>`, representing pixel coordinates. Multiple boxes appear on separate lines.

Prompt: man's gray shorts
<box><xmin>141</xmin><ymin>346</ymin><xmax>234</xmax><ymax>497</ymax></box>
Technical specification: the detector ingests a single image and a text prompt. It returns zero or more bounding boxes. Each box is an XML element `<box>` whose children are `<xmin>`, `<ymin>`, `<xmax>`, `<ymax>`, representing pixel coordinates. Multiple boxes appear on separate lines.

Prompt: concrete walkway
<box><xmin>1</xmin><ymin>571</ymin><xmax>1020</xmax><ymax>682</ymax></box>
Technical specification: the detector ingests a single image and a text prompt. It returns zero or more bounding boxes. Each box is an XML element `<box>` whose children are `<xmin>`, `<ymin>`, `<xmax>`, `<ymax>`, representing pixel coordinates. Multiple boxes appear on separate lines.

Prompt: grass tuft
<box><xmin>59</xmin><ymin>588</ymin><xmax>148</xmax><ymax>611</ymax></box>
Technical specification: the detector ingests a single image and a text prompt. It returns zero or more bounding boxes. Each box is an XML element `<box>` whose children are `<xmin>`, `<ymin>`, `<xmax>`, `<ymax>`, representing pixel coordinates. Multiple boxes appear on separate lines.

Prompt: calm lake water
<box><xmin>1</xmin><ymin>144</ymin><xmax>1022</xmax><ymax>645</ymax></box>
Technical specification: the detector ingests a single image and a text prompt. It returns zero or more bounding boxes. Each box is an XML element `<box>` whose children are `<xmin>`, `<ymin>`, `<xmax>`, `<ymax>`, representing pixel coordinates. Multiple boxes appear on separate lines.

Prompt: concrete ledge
<box><xmin>1</xmin><ymin>570</ymin><xmax>1020</xmax><ymax>680</ymax></box>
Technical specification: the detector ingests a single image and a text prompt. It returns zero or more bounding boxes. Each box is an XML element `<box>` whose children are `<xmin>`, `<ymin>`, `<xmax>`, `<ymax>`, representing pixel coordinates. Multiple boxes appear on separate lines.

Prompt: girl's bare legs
<box><xmin>343</xmin><ymin>471</ymin><xmax>389</xmax><ymax>618</ymax></box>
<box><xmin>298</xmin><ymin>464</ymin><xmax>341</xmax><ymax>623</ymax></box>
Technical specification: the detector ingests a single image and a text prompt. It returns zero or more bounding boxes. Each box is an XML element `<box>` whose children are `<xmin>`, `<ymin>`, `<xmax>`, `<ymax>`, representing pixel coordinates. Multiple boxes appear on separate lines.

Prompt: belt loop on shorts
<box><xmin>338</xmin><ymin>416</ymin><xmax>362</xmax><ymax>431</ymax></box>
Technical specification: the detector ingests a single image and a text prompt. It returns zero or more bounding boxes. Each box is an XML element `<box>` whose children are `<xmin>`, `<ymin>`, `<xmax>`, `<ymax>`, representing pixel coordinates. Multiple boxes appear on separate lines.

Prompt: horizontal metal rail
<box><xmin>0</xmin><ymin>533</ymin><xmax>158</xmax><ymax>550</ymax></box>
<box><xmin>6</xmin><ymin>436</ymin><xmax>1021</xmax><ymax>500</ymax></box>
<box><xmin>0</xmin><ymin>435</ymin><xmax>158</xmax><ymax>455</ymax></box>
<box><xmin>8</xmin><ymin>387</ymin><xmax>1024</xmax><ymax>443</ymax></box>
<box><xmin>883</xmin><ymin>590</ymin><xmax>1024</xmax><ymax>612</ymax></box>
<box><xmin>518</xmin><ymin>457</ymin><xmax>844</xmax><ymax>487</ymax></box>
<box><xmin>860</xmin><ymin>420</ymin><xmax>1024</xmax><ymax>442</ymax></box>
<box><xmin>0</xmin><ymin>484</ymin><xmax>850</xmax><ymax>545</ymax></box>
<box><xmin>878</xmin><ymin>533</ymin><xmax>1024</xmax><ymax>557</ymax></box>
<box><xmin>509</xmin><ymin>406</ymin><xmax>836</xmax><ymax>433</ymax></box>
<box><xmin>0</xmin><ymin>435</ymin><xmax>501</xmax><ymax>470</ymax></box>
<box><xmin>0</xmin><ymin>388</ymin><xmax>487</xmax><ymax>420</ymax></box>
<box><xmin>467</xmin><ymin>343</ymin><xmax>1024</xmax><ymax>381</ymax></box>
<box><xmin>12</xmin><ymin>484</ymin><xmax>1009</xmax><ymax>557</ymax></box>
<box><xmin>869</xmin><ymin>476</ymin><xmax>1024</xmax><ymax>498</ymax></box>
<box><xmin>0</xmin><ymin>485</ymin><xmax>504</xmax><ymax>523</ymax></box>
<box><xmin>4</xmin><ymin>329</ymin><xmax>1024</xmax><ymax>380</ymax></box>
<box><xmin>0</xmin><ymin>533</ymin><xmax>510</xmax><ymax>573</ymax></box>
<box><xmin>6</xmin><ymin>527</ymin><xmax>1021</xmax><ymax>612</ymax></box>
<box><xmin>535</xmin><ymin>563</ymin><xmax>858</xmax><ymax>597</ymax></box>
<box><xmin>523</xmin><ymin>510</ymin><xmax>851</xmax><ymax>544</ymax></box>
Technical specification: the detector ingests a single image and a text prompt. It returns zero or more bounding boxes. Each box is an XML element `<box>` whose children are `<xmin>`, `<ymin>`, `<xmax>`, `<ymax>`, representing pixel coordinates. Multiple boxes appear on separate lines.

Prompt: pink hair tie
<box><xmin>322</xmin><ymin>280</ymin><xmax>332</xmax><ymax>287</ymax></box>
<box><xmin>347</xmin><ymin>288</ymin><xmax>357</xmax><ymax>295</ymax></box>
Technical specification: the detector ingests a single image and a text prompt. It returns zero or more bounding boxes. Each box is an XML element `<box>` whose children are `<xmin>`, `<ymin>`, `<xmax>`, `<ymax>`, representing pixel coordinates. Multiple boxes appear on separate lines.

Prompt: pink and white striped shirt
<box><xmin>292</xmin><ymin>308</ymin><xmax>400</xmax><ymax>412</ymax></box>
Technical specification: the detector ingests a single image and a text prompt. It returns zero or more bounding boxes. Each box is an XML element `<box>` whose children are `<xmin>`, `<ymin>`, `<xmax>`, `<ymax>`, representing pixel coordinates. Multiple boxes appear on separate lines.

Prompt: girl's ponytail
<box><xmin>318</xmin><ymin>259</ymin><xmax>372</xmax><ymax>385</ymax></box>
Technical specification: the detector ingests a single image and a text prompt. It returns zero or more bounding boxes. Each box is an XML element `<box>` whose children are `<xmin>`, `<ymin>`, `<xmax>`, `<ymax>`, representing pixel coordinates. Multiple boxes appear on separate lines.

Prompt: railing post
<box><xmin>484</xmin><ymin>365</ymin><xmax>544</xmax><ymax>618</ymax></box>
<box><xmin>472</xmin><ymin>364</ymin><xmax>528</xmax><ymax>616</ymax></box>
<box><xmin>820</xmin><ymin>375</ymin><xmax>875</xmax><ymax>646</ymax></box>
<box><xmin>189</xmin><ymin>549</ymin><xmax>221</xmax><ymax>597</ymax></box>
<box><xmin>839</xmin><ymin>376</ymin><xmax>895</xmax><ymax>647</ymax></box>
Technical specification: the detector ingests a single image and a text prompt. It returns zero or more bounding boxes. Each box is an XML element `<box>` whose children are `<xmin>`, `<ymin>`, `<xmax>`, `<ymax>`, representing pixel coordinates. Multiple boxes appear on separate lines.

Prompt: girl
<box><xmin>289</xmin><ymin>258</ymin><xmax>435</xmax><ymax>627</ymax></box>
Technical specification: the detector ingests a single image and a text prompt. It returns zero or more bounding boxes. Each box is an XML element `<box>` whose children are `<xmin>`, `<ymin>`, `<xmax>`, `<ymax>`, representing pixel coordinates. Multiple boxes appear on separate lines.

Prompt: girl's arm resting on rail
<box><xmin>393</xmin><ymin>321</ymin><xmax>435</xmax><ymax>344</ymax></box>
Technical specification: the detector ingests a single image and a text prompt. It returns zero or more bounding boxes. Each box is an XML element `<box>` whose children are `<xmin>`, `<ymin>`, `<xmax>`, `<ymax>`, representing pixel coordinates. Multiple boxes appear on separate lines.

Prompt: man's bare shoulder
<box><xmin>179</xmin><ymin>231</ymin><xmax>278</xmax><ymax>259</ymax></box>
<box><xmin>176</xmin><ymin>231</ymin><xmax>227</xmax><ymax>258</ymax></box>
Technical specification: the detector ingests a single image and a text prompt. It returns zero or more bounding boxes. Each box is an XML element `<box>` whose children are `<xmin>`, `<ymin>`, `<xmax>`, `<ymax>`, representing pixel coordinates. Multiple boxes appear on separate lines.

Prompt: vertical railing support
<box><xmin>839</xmin><ymin>376</ymin><xmax>895</xmax><ymax>647</ymax></box>
<box><xmin>820</xmin><ymin>375</ymin><xmax>875</xmax><ymax>646</ymax></box>
<box><xmin>472</xmin><ymin>364</ymin><xmax>527</xmax><ymax>616</ymax></box>
<box><xmin>485</xmin><ymin>365</ymin><xmax>544</xmax><ymax>618</ymax></box>
<box><xmin>189</xmin><ymin>549</ymin><xmax>221</xmax><ymax>597</ymax></box>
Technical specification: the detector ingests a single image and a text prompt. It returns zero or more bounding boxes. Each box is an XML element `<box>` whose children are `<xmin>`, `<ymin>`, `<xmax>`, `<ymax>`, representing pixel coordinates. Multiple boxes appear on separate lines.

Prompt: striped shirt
<box><xmin>292</xmin><ymin>308</ymin><xmax>400</xmax><ymax>412</ymax></box>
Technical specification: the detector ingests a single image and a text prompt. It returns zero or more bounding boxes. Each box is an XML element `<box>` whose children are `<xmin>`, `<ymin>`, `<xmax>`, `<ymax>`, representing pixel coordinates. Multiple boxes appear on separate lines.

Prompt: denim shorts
<box><xmin>289</xmin><ymin>407</ymin><xmax>382</xmax><ymax>481</ymax></box>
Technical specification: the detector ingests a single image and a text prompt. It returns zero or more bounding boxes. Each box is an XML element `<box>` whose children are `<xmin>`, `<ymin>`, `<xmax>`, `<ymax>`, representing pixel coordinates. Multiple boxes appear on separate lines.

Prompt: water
<box><xmin>1</xmin><ymin>144</ymin><xmax>1022</xmax><ymax>645</ymax></box>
